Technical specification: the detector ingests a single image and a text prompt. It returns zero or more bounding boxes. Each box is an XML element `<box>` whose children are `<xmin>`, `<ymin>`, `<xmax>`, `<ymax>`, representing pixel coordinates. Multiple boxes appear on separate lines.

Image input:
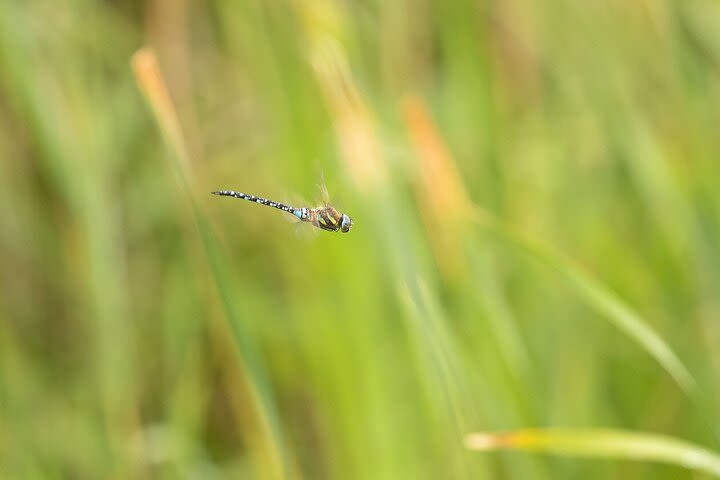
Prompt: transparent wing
<box><xmin>293</xmin><ymin>217</ymin><xmax>319</xmax><ymax>240</ymax></box>
<box><xmin>317</xmin><ymin>170</ymin><xmax>331</xmax><ymax>206</ymax></box>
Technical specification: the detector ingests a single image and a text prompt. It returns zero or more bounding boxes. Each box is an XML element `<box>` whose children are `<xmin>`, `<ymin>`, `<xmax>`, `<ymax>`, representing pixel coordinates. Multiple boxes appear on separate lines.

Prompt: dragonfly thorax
<box><xmin>310</xmin><ymin>206</ymin><xmax>354</xmax><ymax>233</ymax></box>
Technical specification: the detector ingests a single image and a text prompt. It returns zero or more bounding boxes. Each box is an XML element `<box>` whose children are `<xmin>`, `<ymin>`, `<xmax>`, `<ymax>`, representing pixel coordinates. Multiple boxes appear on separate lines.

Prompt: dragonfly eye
<box><xmin>340</xmin><ymin>214</ymin><xmax>353</xmax><ymax>233</ymax></box>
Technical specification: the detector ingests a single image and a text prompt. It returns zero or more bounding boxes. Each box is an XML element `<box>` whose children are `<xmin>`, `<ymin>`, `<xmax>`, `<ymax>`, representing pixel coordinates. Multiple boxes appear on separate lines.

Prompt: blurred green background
<box><xmin>2</xmin><ymin>0</ymin><xmax>720</xmax><ymax>478</ymax></box>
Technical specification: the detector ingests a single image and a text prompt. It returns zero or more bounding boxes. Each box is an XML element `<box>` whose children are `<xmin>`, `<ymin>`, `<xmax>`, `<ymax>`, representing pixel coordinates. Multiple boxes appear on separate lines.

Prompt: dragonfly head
<box><xmin>340</xmin><ymin>213</ymin><xmax>354</xmax><ymax>233</ymax></box>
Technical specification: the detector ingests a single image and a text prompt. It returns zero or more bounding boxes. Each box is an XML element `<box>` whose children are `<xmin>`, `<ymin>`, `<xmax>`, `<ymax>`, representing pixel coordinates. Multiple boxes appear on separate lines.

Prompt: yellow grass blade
<box><xmin>466</xmin><ymin>428</ymin><xmax>720</xmax><ymax>477</ymax></box>
<box><xmin>131</xmin><ymin>47</ymin><xmax>191</xmax><ymax>180</ymax></box>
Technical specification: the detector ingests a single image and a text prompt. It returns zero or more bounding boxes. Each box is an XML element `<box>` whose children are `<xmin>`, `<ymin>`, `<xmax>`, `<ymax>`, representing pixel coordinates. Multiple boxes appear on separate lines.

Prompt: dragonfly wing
<box><xmin>293</xmin><ymin>217</ymin><xmax>319</xmax><ymax>240</ymax></box>
<box><xmin>317</xmin><ymin>171</ymin><xmax>331</xmax><ymax>206</ymax></box>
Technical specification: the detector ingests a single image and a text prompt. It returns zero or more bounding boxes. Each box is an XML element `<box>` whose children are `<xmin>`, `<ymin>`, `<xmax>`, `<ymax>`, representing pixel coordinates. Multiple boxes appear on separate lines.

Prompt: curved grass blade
<box><xmin>400</xmin><ymin>93</ymin><xmax>694</xmax><ymax>394</ymax></box>
<box><xmin>465</xmin><ymin>428</ymin><xmax>720</xmax><ymax>478</ymax></box>
<box><xmin>472</xmin><ymin>210</ymin><xmax>696</xmax><ymax>394</ymax></box>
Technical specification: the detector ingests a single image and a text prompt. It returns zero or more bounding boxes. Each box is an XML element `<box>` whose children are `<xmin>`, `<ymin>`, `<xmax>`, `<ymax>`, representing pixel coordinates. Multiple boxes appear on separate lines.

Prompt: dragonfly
<box><xmin>211</xmin><ymin>185</ymin><xmax>354</xmax><ymax>233</ymax></box>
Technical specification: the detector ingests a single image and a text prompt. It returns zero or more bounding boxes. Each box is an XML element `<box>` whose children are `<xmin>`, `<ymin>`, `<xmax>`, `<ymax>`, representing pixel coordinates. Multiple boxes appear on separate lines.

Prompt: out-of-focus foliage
<box><xmin>2</xmin><ymin>1</ymin><xmax>720</xmax><ymax>479</ymax></box>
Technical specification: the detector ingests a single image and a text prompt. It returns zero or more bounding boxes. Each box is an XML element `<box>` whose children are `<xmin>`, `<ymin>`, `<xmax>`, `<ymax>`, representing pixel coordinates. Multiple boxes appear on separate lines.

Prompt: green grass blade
<box><xmin>132</xmin><ymin>48</ymin><xmax>290</xmax><ymax>480</ymax></box>
<box><xmin>472</xmin><ymin>210</ymin><xmax>695</xmax><ymax>393</ymax></box>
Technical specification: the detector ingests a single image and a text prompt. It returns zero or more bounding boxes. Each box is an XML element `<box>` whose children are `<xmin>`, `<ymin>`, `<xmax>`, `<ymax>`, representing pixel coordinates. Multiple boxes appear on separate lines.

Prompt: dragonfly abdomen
<box><xmin>212</xmin><ymin>190</ymin><xmax>301</xmax><ymax>216</ymax></box>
